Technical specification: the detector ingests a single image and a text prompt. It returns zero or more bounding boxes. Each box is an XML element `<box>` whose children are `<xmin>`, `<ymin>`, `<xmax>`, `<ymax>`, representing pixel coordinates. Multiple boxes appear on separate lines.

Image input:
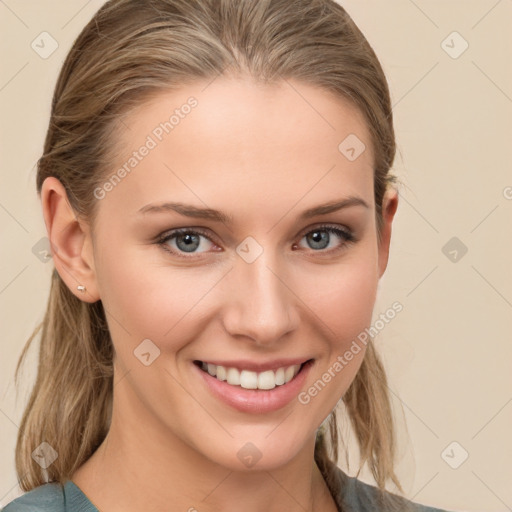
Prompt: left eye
<box><xmin>157</xmin><ymin>225</ymin><xmax>356</xmax><ymax>258</ymax></box>
<box><xmin>296</xmin><ymin>226</ymin><xmax>355</xmax><ymax>252</ymax></box>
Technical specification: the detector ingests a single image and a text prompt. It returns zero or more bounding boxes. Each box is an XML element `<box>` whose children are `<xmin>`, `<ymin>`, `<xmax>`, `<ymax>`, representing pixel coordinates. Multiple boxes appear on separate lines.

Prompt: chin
<box><xmin>196</xmin><ymin>428</ymin><xmax>312</xmax><ymax>473</ymax></box>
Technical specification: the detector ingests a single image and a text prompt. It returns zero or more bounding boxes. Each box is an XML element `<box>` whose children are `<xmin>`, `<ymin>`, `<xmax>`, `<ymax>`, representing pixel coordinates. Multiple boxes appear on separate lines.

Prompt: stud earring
<box><xmin>77</xmin><ymin>285</ymin><xmax>86</xmax><ymax>293</ymax></box>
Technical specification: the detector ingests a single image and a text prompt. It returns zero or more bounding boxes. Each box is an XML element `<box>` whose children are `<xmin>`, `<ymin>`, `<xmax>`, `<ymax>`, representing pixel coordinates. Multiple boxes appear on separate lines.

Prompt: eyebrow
<box><xmin>137</xmin><ymin>196</ymin><xmax>369</xmax><ymax>224</ymax></box>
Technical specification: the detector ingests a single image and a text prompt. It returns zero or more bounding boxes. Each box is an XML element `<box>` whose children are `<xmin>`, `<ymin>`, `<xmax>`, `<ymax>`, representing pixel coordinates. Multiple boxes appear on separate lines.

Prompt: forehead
<box><xmin>97</xmin><ymin>76</ymin><xmax>374</xmax><ymax>223</ymax></box>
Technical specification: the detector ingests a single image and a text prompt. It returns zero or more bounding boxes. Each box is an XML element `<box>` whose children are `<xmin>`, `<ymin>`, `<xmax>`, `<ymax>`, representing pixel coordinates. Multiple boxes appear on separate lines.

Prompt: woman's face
<box><xmin>84</xmin><ymin>75</ymin><xmax>396</xmax><ymax>470</ymax></box>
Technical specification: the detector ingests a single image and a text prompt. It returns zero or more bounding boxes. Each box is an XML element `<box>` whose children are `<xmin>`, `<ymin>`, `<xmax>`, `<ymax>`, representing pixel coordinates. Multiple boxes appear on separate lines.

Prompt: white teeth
<box><xmin>199</xmin><ymin>362</ymin><xmax>303</xmax><ymax>390</ymax></box>
<box><xmin>226</xmin><ymin>367</ymin><xmax>240</xmax><ymax>386</ymax></box>
<box><xmin>240</xmin><ymin>370</ymin><xmax>258</xmax><ymax>389</ymax></box>
<box><xmin>258</xmin><ymin>370</ymin><xmax>276</xmax><ymax>390</ymax></box>
<box><xmin>216</xmin><ymin>365</ymin><xmax>227</xmax><ymax>381</ymax></box>
<box><xmin>284</xmin><ymin>365</ymin><xmax>296</xmax><ymax>382</ymax></box>
<box><xmin>275</xmin><ymin>367</ymin><xmax>285</xmax><ymax>386</ymax></box>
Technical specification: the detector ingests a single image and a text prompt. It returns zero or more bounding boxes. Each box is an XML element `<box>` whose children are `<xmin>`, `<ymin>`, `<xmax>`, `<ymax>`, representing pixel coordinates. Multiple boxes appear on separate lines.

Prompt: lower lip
<box><xmin>193</xmin><ymin>360</ymin><xmax>314</xmax><ymax>414</ymax></box>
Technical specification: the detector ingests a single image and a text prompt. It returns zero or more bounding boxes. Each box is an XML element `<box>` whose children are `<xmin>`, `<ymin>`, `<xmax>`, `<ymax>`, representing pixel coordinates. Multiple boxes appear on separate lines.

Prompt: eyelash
<box><xmin>156</xmin><ymin>224</ymin><xmax>357</xmax><ymax>259</ymax></box>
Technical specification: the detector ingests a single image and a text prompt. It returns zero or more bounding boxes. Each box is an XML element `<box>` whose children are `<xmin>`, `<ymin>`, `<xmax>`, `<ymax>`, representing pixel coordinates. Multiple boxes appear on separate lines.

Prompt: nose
<box><xmin>221</xmin><ymin>249</ymin><xmax>299</xmax><ymax>346</ymax></box>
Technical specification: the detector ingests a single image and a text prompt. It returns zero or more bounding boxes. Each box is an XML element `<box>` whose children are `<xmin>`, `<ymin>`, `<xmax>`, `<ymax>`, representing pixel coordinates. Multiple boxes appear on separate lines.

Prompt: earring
<box><xmin>77</xmin><ymin>285</ymin><xmax>86</xmax><ymax>293</ymax></box>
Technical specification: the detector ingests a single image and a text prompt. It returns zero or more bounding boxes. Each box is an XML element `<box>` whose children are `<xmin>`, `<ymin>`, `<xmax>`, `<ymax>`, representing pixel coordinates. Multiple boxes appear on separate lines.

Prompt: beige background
<box><xmin>1</xmin><ymin>1</ymin><xmax>511</xmax><ymax>511</ymax></box>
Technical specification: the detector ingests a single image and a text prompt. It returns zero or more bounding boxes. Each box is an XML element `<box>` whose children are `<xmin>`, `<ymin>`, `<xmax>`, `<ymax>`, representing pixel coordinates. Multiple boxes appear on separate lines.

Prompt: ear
<box><xmin>377</xmin><ymin>186</ymin><xmax>399</xmax><ymax>278</ymax></box>
<box><xmin>41</xmin><ymin>177</ymin><xmax>100</xmax><ymax>303</ymax></box>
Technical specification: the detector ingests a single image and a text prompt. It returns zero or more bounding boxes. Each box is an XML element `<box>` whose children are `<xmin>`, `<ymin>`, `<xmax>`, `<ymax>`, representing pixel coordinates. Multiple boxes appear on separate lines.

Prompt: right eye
<box><xmin>157</xmin><ymin>228</ymin><xmax>220</xmax><ymax>258</ymax></box>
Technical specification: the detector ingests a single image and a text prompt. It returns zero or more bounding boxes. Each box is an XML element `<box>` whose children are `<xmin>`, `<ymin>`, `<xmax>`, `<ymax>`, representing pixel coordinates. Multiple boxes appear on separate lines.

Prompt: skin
<box><xmin>41</xmin><ymin>75</ymin><xmax>398</xmax><ymax>512</ymax></box>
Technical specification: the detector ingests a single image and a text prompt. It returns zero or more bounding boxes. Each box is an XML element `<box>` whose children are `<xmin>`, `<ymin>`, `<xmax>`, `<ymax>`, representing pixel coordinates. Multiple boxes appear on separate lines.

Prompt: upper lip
<box><xmin>194</xmin><ymin>358</ymin><xmax>312</xmax><ymax>372</ymax></box>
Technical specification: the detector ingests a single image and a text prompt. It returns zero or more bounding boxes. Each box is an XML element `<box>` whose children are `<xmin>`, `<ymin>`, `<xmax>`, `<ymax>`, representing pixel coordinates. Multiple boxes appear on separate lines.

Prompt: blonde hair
<box><xmin>15</xmin><ymin>0</ymin><xmax>405</xmax><ymax>504</ymax></box>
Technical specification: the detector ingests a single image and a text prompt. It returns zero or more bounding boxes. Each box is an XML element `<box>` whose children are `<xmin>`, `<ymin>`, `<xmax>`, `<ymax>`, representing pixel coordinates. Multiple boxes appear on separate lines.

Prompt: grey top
<box><xmin>1</xmin><ymin>480</ymin><xmax>96</xmax><ymax>512</ymax></box>
<box><xmin>2</xmin><ymin>464</ymin><xmax>452</xmax><ymax>512</ymax></box>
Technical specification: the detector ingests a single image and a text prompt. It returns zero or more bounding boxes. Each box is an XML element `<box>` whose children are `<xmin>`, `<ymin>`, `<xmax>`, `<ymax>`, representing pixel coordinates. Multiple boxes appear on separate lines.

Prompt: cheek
<box><xmin>94</xmin><ymin>239</ymin><xmax>225</xmax><ymax>356</ymax></box>
<box><xmin>292</xmin><ymin>251</ymin><xmax>379</xmax><ymax>420</ymax></box>
<box><xmin>92</xmin><ymin>235</ymin><xmax>169</xmax><ymax>344</ymax></box>
<box><xmin>300</xmin><ymin>251</ymin><xmax>379</xmax><ymax>346</ymax></box>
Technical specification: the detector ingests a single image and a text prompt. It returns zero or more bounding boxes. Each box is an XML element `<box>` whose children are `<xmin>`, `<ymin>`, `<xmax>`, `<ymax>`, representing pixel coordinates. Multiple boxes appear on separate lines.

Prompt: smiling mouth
<box><xmin>193</xmin><ymin>359</ymin><xmax>313</xmax><ymax>390</ymax></box>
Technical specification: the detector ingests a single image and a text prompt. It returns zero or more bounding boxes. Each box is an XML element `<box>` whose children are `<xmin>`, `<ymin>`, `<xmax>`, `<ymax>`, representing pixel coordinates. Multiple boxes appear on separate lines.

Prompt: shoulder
<box><xmin>1</xmin><ymin>483</ymin><xmax>65</xmax><ymax>511</ymax></box>
<box><xmin>326</xmin><ymin>462</ymin><xmax>453</xmax><ymax>512</ymax></box>
<box><xmin>346</xmin><ymin>474</ymin><xmax>451</xmax><ymax>512</ymax></box>
<box><xmin>1</xmin><ymin>480</ymin><xmax>98</xmax><ymax>512</ymax></box>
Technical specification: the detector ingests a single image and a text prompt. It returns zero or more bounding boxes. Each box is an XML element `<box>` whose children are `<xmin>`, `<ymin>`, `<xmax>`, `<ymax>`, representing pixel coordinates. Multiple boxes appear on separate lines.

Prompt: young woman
<box><xmin>3</xmin><ymin>1</ymin><xmax>453</xmax><ymax>511</ymax></box>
